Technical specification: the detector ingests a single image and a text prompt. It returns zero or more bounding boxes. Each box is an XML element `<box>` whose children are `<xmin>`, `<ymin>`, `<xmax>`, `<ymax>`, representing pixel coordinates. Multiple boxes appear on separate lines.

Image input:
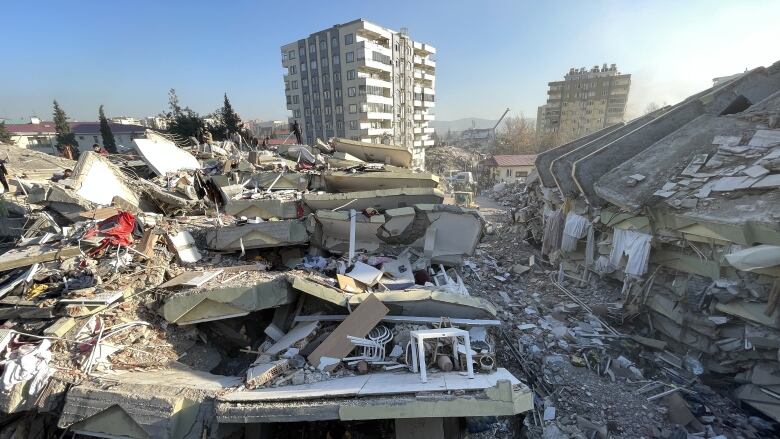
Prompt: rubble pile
<box><xmin>424</xmin><ymin>144</ymin><xmax>481</xmax><ymax>176</ymax></box>
<box><xmin>0</xmin><ymin>135</ymin><xmax>532</xmax><ymax>438</ymax></box>
<box><xmin>500</xmin><ymin>60</ymin><xmax>780</xmax><ymax>436</ymax></box>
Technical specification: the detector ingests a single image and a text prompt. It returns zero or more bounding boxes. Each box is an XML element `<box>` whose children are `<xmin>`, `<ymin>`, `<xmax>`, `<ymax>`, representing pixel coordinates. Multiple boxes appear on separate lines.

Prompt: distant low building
<box><xmin>6</xmin><ymin>118</ymin><xmax>146</xmax><ymax>154</ymax></box>
<box><xmin>480</xmin><ymin>154</ymin><xmax>537</xmax><ymax>184</ymax></box>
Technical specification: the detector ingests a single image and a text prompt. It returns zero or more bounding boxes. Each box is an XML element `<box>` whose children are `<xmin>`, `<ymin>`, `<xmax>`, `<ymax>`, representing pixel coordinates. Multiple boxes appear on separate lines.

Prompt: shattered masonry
<box><xmin>0</xmin><ymin>134</ymin><xmax>531</xmax><ymax>438</ymax></box>
<box><xmin>517</xmin><ymin>60</ymin><xmax>780</xmax><ymax>427</ymax></box>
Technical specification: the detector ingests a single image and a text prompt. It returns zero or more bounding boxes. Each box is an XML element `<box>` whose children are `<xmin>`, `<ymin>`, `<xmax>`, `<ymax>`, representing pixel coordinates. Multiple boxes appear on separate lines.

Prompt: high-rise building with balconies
<box><xmin>537</xmin><ymin>64</ymin><xmax>631</xmax><ymax>144</ymax></box>
<box><xmin>280</xmin><ymin>19</ymin><xmax>436</xmax><ymax>168</ymax></box>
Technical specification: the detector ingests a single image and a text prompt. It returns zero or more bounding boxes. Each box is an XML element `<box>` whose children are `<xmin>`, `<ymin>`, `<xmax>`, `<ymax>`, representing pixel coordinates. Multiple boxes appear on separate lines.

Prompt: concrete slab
<box><xmin>205</xmin><ymin>220</ymin><xmax>309</xmax><ymax>251</ymax></box>
<box><xmin>332</xmin><ymin>138</ymin><xmax>413</xmax><ymax>168</ymax></box>
<box><xmin>132</xmin><ymin>136</ymin><xmax>200</xmax><ymax>176</ymax></box>
<box><xmin>69</xmin><ymin>151</ymin><xmax>139</xmax><ymax>206</ymax></box>
<box><xmin>303</xmin><ymin>187</ymin><xmax>444</xmax><ymax>211</ymax></box>
<box><xmin>324</xmin><ymin>171</ymin><xmax>439</xmax><ymax>193</ymax></box>
<box><xmin>223</xmin><ymin>198</ymin><xmax>299</xmax><ymax>219</ymax></box>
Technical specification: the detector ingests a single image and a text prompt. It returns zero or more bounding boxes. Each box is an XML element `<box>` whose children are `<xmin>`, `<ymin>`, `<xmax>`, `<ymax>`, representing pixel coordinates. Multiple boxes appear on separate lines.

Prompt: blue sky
<box><xmin>1</xmin><ymin>0</ymin><xmax>778</xmax><ymax>123</ymax></box>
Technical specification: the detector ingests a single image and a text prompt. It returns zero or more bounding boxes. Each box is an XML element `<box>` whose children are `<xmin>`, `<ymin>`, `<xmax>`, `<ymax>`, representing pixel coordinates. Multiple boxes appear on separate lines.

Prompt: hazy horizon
<box><xmin>1</xmin><ymin>0</ymin><xmax>779</xmax><ymax>124</ymax></box>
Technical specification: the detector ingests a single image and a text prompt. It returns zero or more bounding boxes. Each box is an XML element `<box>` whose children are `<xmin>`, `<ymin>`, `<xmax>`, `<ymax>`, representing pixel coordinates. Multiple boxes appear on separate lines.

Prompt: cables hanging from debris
<box><xmin>548</xmin><ymin>272</ymin><xmax>621</xmax><ymax>336</ymax></box>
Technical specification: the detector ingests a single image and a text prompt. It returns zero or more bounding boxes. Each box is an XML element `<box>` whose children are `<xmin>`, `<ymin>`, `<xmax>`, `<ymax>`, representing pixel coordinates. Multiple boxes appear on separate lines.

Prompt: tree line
<box><xmin>28</xmin><ymin>90</ymin><xmax>249</xmax><ymax>158</ymax></box>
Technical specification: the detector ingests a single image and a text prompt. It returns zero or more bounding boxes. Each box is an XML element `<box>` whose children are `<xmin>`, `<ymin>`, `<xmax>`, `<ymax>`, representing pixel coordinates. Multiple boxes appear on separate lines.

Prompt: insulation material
<box><xmin>609</xmin><ymin>228</ymin><xmax>652</xmax><ymax>276</ymax></box>
<box><xmin>561</xmin><ymin>213</ymin><xmax>590</xmax><ymax>252</ymax></box>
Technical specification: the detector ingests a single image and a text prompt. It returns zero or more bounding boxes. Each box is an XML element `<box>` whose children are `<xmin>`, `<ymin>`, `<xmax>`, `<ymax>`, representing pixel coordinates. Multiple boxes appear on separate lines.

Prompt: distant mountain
<box><xmin>430</xmin><ymin>118</ymin><xmax>497</xmax><ymax>134</ymax></box>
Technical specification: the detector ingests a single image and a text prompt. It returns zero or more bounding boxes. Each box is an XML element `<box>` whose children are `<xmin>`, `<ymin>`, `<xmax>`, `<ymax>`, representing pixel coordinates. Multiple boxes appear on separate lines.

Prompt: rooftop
<box><xmin>485</xmin><ymin>154</ymin><xmax>537</xmax><ymax>167</ymax></box>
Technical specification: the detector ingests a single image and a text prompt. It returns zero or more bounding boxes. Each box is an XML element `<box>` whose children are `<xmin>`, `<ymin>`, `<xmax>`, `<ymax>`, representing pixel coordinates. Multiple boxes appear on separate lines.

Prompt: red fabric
<box><xmin>83</xmin><ymin>211</ymin><xmax>136</xmax><ymax>256</ymax></box>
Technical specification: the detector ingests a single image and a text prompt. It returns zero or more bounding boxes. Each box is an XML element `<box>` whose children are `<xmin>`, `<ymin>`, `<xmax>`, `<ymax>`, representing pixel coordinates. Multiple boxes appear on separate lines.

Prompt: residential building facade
<box><xmin>537</xmin><ymin>64</ymin><xmax>631</xmax><ymax>144</ymax></box>
<box><xmin>280</xmin><ymin>19</ymin><xmax>436</xmax><ymax>168</ymax></box>
<box><xmin>6</xmin><ymin>119</ymin><xmax>146</xmax><ymax>154</ymax></box>
<box><xmin>479</xmin><ymin>154</ymin><xmax>537</xmax><ymax>185</ymax></box>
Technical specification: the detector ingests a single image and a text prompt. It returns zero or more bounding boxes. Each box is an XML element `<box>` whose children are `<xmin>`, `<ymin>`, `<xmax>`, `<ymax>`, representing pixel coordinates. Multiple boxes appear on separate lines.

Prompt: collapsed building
<box><xmin>0</xmin><ymin>133</ymin><xmax>531</xmax><ymax>438</ymax></box>
<box><xmin>515</xmin><ymin>60</ymin><xmax>780</xmax><ymax>427</ymax></box>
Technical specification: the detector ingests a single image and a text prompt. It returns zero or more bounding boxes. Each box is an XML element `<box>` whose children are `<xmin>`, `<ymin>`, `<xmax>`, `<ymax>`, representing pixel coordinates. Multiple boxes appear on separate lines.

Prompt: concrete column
<box><xmin>394</xmin><ymin>417</ymin><xmax>460</xmax><ymax>439</ymax></box>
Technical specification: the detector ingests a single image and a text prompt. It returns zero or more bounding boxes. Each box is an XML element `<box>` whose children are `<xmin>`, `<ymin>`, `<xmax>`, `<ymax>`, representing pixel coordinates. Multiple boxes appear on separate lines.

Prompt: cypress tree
<box><xmin>98</xmin><ymin>105</ymin><xmax>118</xmax><ymax>153</ymax></box>
<box><xmin>52</xmin><ymin>100</ymin><xmax>77</xmax><ymax>154</ymax></box>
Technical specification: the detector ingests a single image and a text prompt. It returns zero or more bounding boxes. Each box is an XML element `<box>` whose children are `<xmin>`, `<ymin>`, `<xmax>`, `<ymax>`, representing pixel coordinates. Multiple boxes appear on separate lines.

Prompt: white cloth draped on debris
<box><xmin>561</xmin><ymin>213</ymin><xmax>590</xmax><ymax>253</ymax></box>
<box><xmin>609</xmin><ymin>228</ymin><xmax>652</xmax><ymax>276</ymax></box>
<box><xmin>542</xmin><ymin>209</ymin><xmax>565</xmax><ymax>256</ymax></box>
<box><xmin>1</xmin><ymin>339</ymin><xmax>53</xmax><ymax>396</ymax></box>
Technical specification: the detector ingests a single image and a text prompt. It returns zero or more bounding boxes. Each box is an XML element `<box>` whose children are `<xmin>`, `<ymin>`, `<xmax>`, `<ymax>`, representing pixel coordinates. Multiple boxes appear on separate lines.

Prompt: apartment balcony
<box><xmin>413</xmin><ymin>100</ymin><xmax>423</xmax><ymax>108</ymax></box>
<box><xmin>362</xmin><ymin>111</ymin><xmax>393</xmax><ymax>121</ymax></box>
<box><xmin>357</xmin><ymin>58</ymin><xmax>392</xmax><ymax>73</ymax></box>
<box><xmin>423</xmin><ymin>139</ymin><xmax>435</xmax><ymax>146</ymax></box>
<box><xmin>360</xmin><ymin>76</ymin><xmax>392</xmax><ymax>90</ymax></box>
<box><xmin>361</xmin><ymin>127</ymin><xmax>393</xmax><ymax>136</ymax></box>
<box><xmin>413</xmin><ymin>41</ymin><xmax>436</xmax><ymax>55</ymax></box>
<box><xmin>423</xmin><ymin>101</ymin><xmax>435</xmax><ymax>108</ymax></box>
<box><xmin>413</xmin><ymin>113</ymin><xmax>436</xmax><ymax>121</ymax></box>
<box><xmin>357</xmin><ymin>40</ymin><xmax>391</xmax><ymax>57</ymax></box>
<box><xmin>413</xmin><ymin>127</ymin><xmax>435</xmax><ymax>134</ymax></box>
<box><xmin>365</xmin><ymin>94</ymin><xmax>393</xmax><ymax>105</ymax></box>
<box><xmin>357</xmin><ymin>22</ymin><xmax>393</xmax><ymax>42</ymax></box>
<box><xmin>413</xmin><ymin>70</ymin><xmax>435</xmax><ymax>82</ymax></box>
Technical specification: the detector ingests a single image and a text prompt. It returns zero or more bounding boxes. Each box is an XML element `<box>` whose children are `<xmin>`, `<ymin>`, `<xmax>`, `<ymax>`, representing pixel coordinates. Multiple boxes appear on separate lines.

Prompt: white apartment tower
<box><xmin>281</xmin><ymin>19</ymin><xmax>436</xmax><ymax>168</ymax></box>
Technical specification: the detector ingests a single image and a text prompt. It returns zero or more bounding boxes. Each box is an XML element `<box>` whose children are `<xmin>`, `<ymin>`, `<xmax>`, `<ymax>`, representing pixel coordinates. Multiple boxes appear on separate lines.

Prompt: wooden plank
<box><xmin>0</xmin><ymin>245</ymin><xmax>81</xmax><ymax>272</ymax></box>
<box><xmin>307</xmin><ymin>294</ymin><xmax>388</xmax><ymax>369</ymax></box>
<box><xmin>135</xmin><ymin>228</ymin><xmax>159</xmax><ymax>258</ymax></box>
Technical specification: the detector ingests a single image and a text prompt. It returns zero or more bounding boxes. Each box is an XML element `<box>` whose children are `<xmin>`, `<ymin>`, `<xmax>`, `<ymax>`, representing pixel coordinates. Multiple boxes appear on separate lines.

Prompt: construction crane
<box><xmin>492</xmin><ymin>107</ymin><xmax>510</xmax><ymax>140</ymax></box>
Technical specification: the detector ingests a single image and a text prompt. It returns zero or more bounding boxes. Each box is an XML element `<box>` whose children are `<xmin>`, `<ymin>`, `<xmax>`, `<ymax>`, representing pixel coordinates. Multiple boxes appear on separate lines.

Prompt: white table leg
<box><xmin>463</xmin><ymin>333</ymin><xmax>474</xmax><ymax>379</ymax></box>
<box><xmin>418</xmin><ymin>337</ymin><xmax>428</xmax><ymax>383</ymax></box>
<box><xmin>410</xmin><ymin>338</ymin><xmax>419</xmax><ymax>373</ymax></box>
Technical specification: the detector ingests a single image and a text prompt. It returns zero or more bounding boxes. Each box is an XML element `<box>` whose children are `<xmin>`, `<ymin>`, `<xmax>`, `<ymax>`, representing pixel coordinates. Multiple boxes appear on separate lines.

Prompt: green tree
<box><xmin>98</xmin><ymin>105</ymin><xmax>118</xmax><ymax>153</ymax></box>
<box><xmin>163</xmin><ymin>89</ymin><xmax>204</xmax><ymax>141</ymax></box>
<box><xmin>220</xmin><ymin>93</ymin><xmax>243</xmax><ymax>138</ymax></box>
<box><xmin>52</xmin><ymin>100</ymin><xmax>77</xmax><ymax>154</ymax></box>
<box><xmin>0</xmin><ymin>122</ymin><xmax>12</xmax><ymax>144</ymax></box>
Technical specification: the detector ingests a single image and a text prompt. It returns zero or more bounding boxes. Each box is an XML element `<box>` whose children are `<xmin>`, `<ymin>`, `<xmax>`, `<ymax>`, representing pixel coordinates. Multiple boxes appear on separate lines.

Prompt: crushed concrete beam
<box><xmin>205</xmin><ymin>221</ymin><xmax>308</xmax><ymax>251</ymax></box>
<box><xmin>0</xmin><ymin>244</ymin><xmax>81</xmax><ymax>272</ymax></box>
<box><xmin>223</xmin><ymin>198</ymin><xmax>300</xmax><ymax>219</ymax></box>
<box><xmin>332</xmin><ymin>138</ymin><xmax>413</xmax><ymax>168</ymax></box>
<box><xmin>161</xmin><ymin>275</ymin><xmax>295</xmax><ymax>325</ymax></box>
<box><xmin>249</xmin><ymin>172</ymin><xmax>310</xmax><ymax>191</ymax></box>
<box><xmin>302</xmin><ymin>187</ymin><xmax>444</xmax><ymax>212</ymax></box>
<box><xmin>324</xmin><ymin>171</ymin><xmax>439</xmax><ymax>193</ymax></box>
<box><xmin>289</xmin><ymin>275</ymin><xmax>498</xmax><ymax>319</ymax></box>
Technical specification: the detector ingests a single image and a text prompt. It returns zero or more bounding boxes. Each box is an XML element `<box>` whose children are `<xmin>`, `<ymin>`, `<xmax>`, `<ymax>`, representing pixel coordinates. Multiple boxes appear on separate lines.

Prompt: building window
<box><xmin>347</xmin><ymin>69</ymin><xmax>356</xmax><ymax>80</ymax></box>
<box><xmin>289</xmin><ymin>65</ymin><xmax>296</xmax><ymax>75</ymax></box>
<box><xmin>324</xmin><ymin>106</ymin><xmax>332</xmax><ymax>115</ymax></box>
<box><xmin>335</xmin><ymin>89</ymin><xmax>342</xmax><ymax>98</ymax></box>
<box><xmin>335</xmin><ymin>105</ymin><xmax>343</xmax><ymax>114</ymax></box>
<box><xmin>286</xmin><ymin>95</ymin><xmax>292</xmax><ymax>104</ymax></box>
<box><xmin>320</xmin><ymin>40</ymin><xmax>326</xmax><ymax>51</ymax></box>
<box><xmin>288</xmin><ymin>50</ymin><xmax>296</xmax><ymax>59</ymax></box>
<box><xmin>332</xmin><ymin>54</ymin><xmax>340</xmax><ymax>65</ymax></box>
<box><xmin>310</xmin><ymin>59</ymin><xmax>317</xmax><ymax>69</ymax></box>
<box><xmin>305</xmin><ymin>108</ymin><xmax>311</xmax><ymax>116</ymax></box>
<box><xmin>349</xmin><ymin>104</ymin><xmax>357</xmax><ymax>114</ymax></box>
<box><xmin>322</xmin><ymin>73</ymin><xmax>329</xmax><ymax>84</ymax></box>
<box><xmin>331</xmin><ymin>37</ymin><xmax>337</xmax><ymax>48</ymax></box>
<box><xmin>302</xmin><ymin>78</ymin><xmax>308</xmax><ymax>87</ymax></box>
<box><xmin>336</xmin><ymin>120</ymin><xmax>344</xmax><ymax>130</ymax></box>
<box><xmin>346</xmin><ymin>51</ymin><xmax>354</xmax><ymax>63</ymax></box>
<box><xmin>292</xmin><ymin>95</ymin><xmax>299</xmax><ymax>104</ymax></box>
<box><xmin>515</xmin><ymin>171</ymin><xmax>527</xmax><ymax>177</ymax></box>
<box><xmin>299</xmin><ymin>47</ymin><xmax>305</xmax><ymax>57</ymax></box>
<box><xmin>348</xmin><ymin>87</ymin><xmax>356</xmax><ymax>97</ymax></box>
<box><xmin>349</xmin><ymin>120</ymin><xmax>357</xmax><ymax>130</ymax></box>
<box><xmin>334</xmin><ymin>72</ymin><xmax>340</xmax><ymax>81</ymax></box>
<box><xmin>321</xmin><ymin>57</ymin><xmax>328</xmax><ymax>67</ymax></box>
<box><xmin>300</xmin><ymin>63</ymin><xmax>307</xmax><ymax>73</ymax></box>
<box><xmin>506</xmin><ymin>169</ymin><xmax>511</xmax><ymax>177</ymax></box>
<box><xmin>394</xmin><ymin>43</ymin><xmax>399</xmax><ymax>51</ymax></box>
<box><xmin>323</xmin><ymin>90</ymin><xmax>330</xmax><ymax>99</ymax></box>
<box><xmin>312</xmin><ymin>76</ymin><xmax>318</xmax><ymax>85</ymax></box>
<box><xmin>309</xmin><ymin>44</ymin><xmax>316</xmax><ymax>53</ymax></box>
<box><xmin>314</xmin><ymin>107</ymin><xmax>320</xmax><ymax>115</ymax></box>
<box><xmin>291</xmin><ymin>80</ymin><xmax>298</xmax><ymax>89</ymax></box>
<box><xmin>294</xmin><ymin>109</ymin><xmax>301</xmax><ymax>118</ymax></box>
<box><xmin>303</xmin><ymin>93</ymin><xmax>309</xmax><ymax>103</ymax></box>
<box><xmin>345</xmin><ymin>33</ymin><xmax>354</xmax><ymax>45</ymax></box>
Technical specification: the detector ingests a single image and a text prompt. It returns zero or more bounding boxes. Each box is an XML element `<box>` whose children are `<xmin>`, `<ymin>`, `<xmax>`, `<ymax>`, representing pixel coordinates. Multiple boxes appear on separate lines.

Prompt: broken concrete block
<box><xmin>224</xmin><ymin>198</ymin><xmax>299</xmax><ymax>219</ymax></box>
<box><xmin>165</xmin><ymin>231</ymin><xmax>202</xmax><ymax>264</ymax></box>
<box><xmin>132</xmin><ymin>136</ymin><xmax>200</xmax><ymax>176</ymax></box>
<box><xmin>332</xmin><ymin>137</ymin><xmax>413</xmax><ymax>168</ymax></box>
<box><xmin>302</xmin><ymin>187</ymin><xmax>444</xmax><ymax>212</ymax></box>
<box><xmin>205</xmin><ymin>220</ymin><xmax>309</xmax><ymax>251</ymax></box>
<box><xmin>43</xmin><ymin>317</ymin><xmax>76</xmax><ymax>337</ymax></box>
<box><xmin>246</xmin><ymin>360</ymin><xmax>290</xmax><ymax>389</ymax></box>
<box><xmin>69</xmin><ymin>152</ymin><xmax>139</xmax><ymax>207</ymax></box>
<box><xmin>324</xmin><ymin>171</ymin><xmax>439</xmax><ymax>193</ymax></box>
<box><xmin>265</xmin><ymin>322</ymin><xmax>319</xmax><ymax>355</ymax></box>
